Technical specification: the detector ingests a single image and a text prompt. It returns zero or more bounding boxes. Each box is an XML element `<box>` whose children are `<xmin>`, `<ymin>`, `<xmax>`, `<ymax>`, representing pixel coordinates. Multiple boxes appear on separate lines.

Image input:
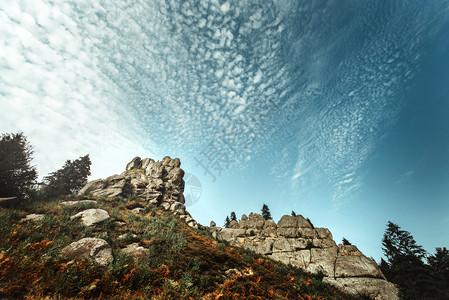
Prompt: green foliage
<box><xmin>428</xmin><ymin>247</ymin><xmax>449</xmax><ymax>298</ymax></box>
<box><xmin>381</xmin><ymin>221</ymin><xmax>437</xmax><ymax>299</ymax></box>
<box><xmin>291</xmin><ymin>210</ymin><xmax>296</xmax><ymax>216</ymax></box>
<box><xmin>342</xmin><ymin>237</ymin><xmax>351</xmax><ymax>245</ymax></box>
<box><xmin>224</xmin><ymin>216</ymin><xmax>230</xmax><ymax>228</ymax></box>
<box><xmin>41</xmin><ymin>154</ymin><xmax>91</xmax><ymax>198</ymax></box>
<box><xmin>0</xmin><ymin>133</ymin><xmax>37</xmax><ymax>200</ymax></box>
<box><xmin>261</xmin><ymin>203</ymin><xmax>271</xmax><ymax>220</ymax></box>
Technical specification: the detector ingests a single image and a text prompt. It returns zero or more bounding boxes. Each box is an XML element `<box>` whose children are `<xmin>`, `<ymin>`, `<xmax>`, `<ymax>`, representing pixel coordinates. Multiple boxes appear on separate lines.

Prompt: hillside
<box><xmin>0</xmin><ymin>194</ymin><xmax>361</xmax><ymax>299</ymax></box>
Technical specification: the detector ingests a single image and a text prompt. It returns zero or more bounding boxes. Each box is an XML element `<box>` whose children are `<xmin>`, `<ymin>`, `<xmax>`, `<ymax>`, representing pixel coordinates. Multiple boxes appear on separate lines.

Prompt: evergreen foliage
<box><xmin>291</xmin><ymin>210</ymin><xmax>296</xmax><ymax>216</ymax></box>
<box><xmin>0</xmin><ymin>133</ymin><xmax>37</xmax><ymax>200</ymax></box>
<box><xmin>428</xmin><ymin>247</ymin><xmax>449</xmax><ymax>298</ymax></box>
<box><xmin>342</xmin><ymin>238</ymin><xmax>351</xmax><ymax>245</ymax></box>
<box><xmin>224</xmin><ymin>216</ymin><xmax>230</xmax><ymax>228</ymax></box>
<box><xmin>41</xmin><ymin>155</ymin><xmax>91</xmax><ymax>198</ymax></box>
<box><xmin>380</xmin><ymin>221</ymin><xmax>437</xmax><ymax>299</ymax></box>
<box><xmin>261</xmin><ymin>203</ymin><xmax>271</xmax><ymax>220</ymax></box>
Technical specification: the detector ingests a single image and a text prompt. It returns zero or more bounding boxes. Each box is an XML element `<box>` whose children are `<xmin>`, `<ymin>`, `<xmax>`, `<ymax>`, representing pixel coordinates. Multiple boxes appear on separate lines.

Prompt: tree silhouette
<box><xmin>41</xmin><ymin>154</ymin><xmax>91</xmax><ymax>197</ymax></box>
<box><xmin>224</xmin><ymin>216</ymin><xmax>230</xmax><ymax>228</ymax></box>
<box><xmin>381</xmin><ymin>221</ymin><xmax>436</xmax><ymax>299</ymax></box>
<box><xmin>342</xmin><ymin>238</ymin><xmax>351</xmax><ymax>245</ymax></box>
<box><xmin>291</xmin><ymin>210</ymin><xmax>296</xmax><ymax>216</ymax></box>
<box><xmin>428</xmin><ymin>247</ymin><xmax>449</xmax><ymax>298</ymax></box>
<box><xmin>261</xmin><ymin>203</ymin><xmax>271</xmax><ymax>220</ymax></box>
<box><xmin>230</xmin><ymin>211</ymin><xmax>237</xmax><ymax>222</ymax></box>
<box><xmin>0</xmin><ymin>133</ymin><xmax>37</xmax><ymax>200</ymax></box>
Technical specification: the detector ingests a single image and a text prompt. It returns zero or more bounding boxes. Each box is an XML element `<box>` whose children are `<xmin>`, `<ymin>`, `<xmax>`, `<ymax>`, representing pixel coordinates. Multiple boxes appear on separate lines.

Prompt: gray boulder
<box><xmin>71</xmin><ymin>208</ymin><xmax>110</xmax><ymax>226</ymax></box>
<box><xmin>61</xmin><ymin>238</ymin><xmax>113</xmax><ymax>267</ymax></box>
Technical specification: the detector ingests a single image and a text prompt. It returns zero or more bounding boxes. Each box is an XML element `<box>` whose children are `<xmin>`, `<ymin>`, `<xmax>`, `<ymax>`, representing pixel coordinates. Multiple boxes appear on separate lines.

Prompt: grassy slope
<box><xmin>0</xmin><ymin>195</ymin><xmax>363</xmax><ymax>299</ymax></box>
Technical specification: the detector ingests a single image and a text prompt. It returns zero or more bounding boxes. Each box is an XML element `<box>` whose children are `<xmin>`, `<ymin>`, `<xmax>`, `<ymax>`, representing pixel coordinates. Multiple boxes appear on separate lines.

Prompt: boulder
<box><xmin>210</xmin><ymin>221</ymin><xmax>216</xmax><ymax>227</ymax></box>
<box><xmin>247</xmin><ymin>213</ymin><xmax>265</xmax><ymax>229</ymax></box>
<box><xmin>60</xmin><ymin>200</ymin><xmax>98</xmax><ymax>207</ymax></box>
<box><xmin>71</xmin><ymin>209</ymin><xmax>110</xmax><ymax>226</ymax></box>
<box><xmin>335</xmin><ymin>255</ymin><xmax>384</xmax><ymax>279</ymax></box>
<box><xmin>323</xmin><ymin>277</ymin><xmax>399</xmax><ymax>300</ymax></box>
<box><xmin>229</xmin><ymin>220</ymin><xmax>239</xmax><ymax>229</ymax></box>
<box><xmin>277</xmin><ymin>215</ymin><xmax>297</xmax><ymax>228</ymax></box>
<box><xmin>20</xmin><ymin>214</ymin><xmax>45</xmax><ymax>223</ymax></box>
<box><xmin>121</xmin><ymin>243</ymin><xmax>149</xmax><ymax>260</ymax></box>
<box><xmin>126</xmin><ymin>157</ymin><xmax>142</xmax><ymax>171</ymax></box>
<box><xmin>61</xmin><ymin>238</ymin><xmax>113</xmax><ymax>267</ymax></box>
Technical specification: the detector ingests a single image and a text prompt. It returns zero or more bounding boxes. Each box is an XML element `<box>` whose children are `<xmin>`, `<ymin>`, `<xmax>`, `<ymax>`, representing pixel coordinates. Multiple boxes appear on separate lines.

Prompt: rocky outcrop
<box><xmin>78</xmin><ymin>156</ymin><xmax>198</xmax><ymax>228</ymax></box>
<box><xmin>61</xmin><ymin>238</ymin><xmax>113</xmax><ymax>267</ymax></box>
<box><xmin>209</xmin><ymin>213</ymin><xmax>398</xmax><ymax>300</ymax></box>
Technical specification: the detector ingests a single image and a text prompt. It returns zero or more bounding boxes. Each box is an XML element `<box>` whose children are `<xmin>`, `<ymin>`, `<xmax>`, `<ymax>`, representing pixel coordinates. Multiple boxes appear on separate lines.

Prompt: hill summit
<box><xmin>0</xmin><ymin>156</ymin><xmax>397</xmax><ymax>299</ymax></box>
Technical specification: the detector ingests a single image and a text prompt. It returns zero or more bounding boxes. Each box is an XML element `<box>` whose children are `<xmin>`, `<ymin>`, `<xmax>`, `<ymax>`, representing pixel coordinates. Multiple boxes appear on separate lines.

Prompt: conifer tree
<box><xmin>41</xmin><ymin>154</ymin><xmax>91</xmax><ymax>197</ymax></box>
<box><xmin>291</xmin><ymin>210</ymin><xmax>296</xmax><ymax>216</ymax></box>
<box><xmin>342</xmin><ymin>238</ymin><xmax>351</xmax><ymax>245</ymax></box>
<box><xmin>381</xmin><ymin>221</ymin><xmax>435</xmax><ymax>299</ymax></box>
<box><xmin>0</xmin><ymin>133</ymin><xmax>37</xmax><ymax>200</ymax></box>
<box><xmin>224</xmin><ymin>216</ymin><xmax>230</xmax><ymax>228</ymax></box>
<box><xmin>230</xmin><ymin>211</ymin><xmax>237</xmax><ymax>222</ymax></box>
<box><xmin>261</xmin><ymin>203</ymin><xmax>272</xmax><ymax>220</ymax></box>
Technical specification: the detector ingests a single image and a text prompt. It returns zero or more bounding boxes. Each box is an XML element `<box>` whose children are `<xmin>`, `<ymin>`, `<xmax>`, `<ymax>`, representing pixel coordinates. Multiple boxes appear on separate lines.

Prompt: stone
<box><xmin>323</xmin><ymin>278</ymin><xmax>399</xmax><ymax>300</ymax></box>
<box><xmin>335</xmin><ymin>255</ymin><xmax>384</xmax><ymax>279</ymax></box>
<box><xmin>210</xmin><ymin>221</ymin><xmax>216</xmax><ymax>227</ymax></box>
<box><xmin>263</xmin><ymin>219</ymin><xmax>277</xmax><ymax>229</ymax></box>
<box><xmin>277</xmin><ymin>227</ymin><xmax>298</xmax><ymax>237</ymax></box>
<box><xmin>118</xmin><ymin>233</ymin><xmax>138</xmax><ymax>240</ymax></box>
<box><xmin>229</xmin><ymin>220</ymin><xmax>239</xmax><ymax>229</ymax></box>
<box><xmin>277</xmin><ymin>215</ymin><xmax>297</xmax><ymax>228</ymax></box>
<box><xmin>272</xmin><ymin>238</ymin><xmax>308</xmax><ymax>252</ymax></box>
<box><xmin>308</xmin><ymin>247</ymin><xmax>338</xmax><ymax>277</ymax></box>
<box><xmin>71</xmin><ymin>208</ymin><xmax>110</xmax><ymax>226</ymax></box>
<box><xmin>247</xmin><ymin>213</ymin><xmax>265</xmax><ymax>229</ymax></box>
<box><xmin>20</xmin><ymin>214</ymin><xmax>45</xmax><ymax>223</ymax></box>
<box><xmin>121</xmin><ymin>243</ymin><xmax>149</xmax><ymax>260</ymax></box>
<box><xmin>78</xmin><ymin>179</ymin><xmax>105</xmax><ymax>195</ymax></box>
<box><xmin>296</xmin><ymin>215</ymin><xmax>313</xmax><ymax>228</ymax></box>
<box><xmin>160</xmin><ymin>202</ymin><xmax>171</xmax><ymax>210</ymax></box>
<box><xmin>131</xmin><ymin>207</ymin><xmax>144</xmax><ymax>214</ymax></box>
<box><xmin>60</xmin><ymin>200</ymin><xmax>98</xmax><ymax>207</ymax></box>
<box><xmin>126</xmin><ymin>157</ymin><xmax>142</xmax><ymax>171</ymax></box>
<box><xmin>61</xmin><ymin>238</ymin><xmax>113</xmax><ymax>267</ymax></box>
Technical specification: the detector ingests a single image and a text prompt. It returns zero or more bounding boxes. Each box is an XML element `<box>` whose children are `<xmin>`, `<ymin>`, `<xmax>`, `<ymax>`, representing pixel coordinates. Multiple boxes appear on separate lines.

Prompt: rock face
<box><xmin>78</xmin><ymin>156</ymin><xmax>198</xmax><ymax>228</ymax></box>
<box><xmin>61</xmin><ymin>238</ymin><xmax>113</xmax><ymax>267</ymax></box>
<box><xmin>209</xmin><ymin>213</ymin><xmax>398</xmax><ymax>300</ymax></box>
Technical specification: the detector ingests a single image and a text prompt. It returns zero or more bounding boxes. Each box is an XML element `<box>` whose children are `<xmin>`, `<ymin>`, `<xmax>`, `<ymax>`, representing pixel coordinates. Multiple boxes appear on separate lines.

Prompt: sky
<box><xmin>1</xmin><ymin>0</ymin><xmax>448</xmax><ymax>260</ymax></box>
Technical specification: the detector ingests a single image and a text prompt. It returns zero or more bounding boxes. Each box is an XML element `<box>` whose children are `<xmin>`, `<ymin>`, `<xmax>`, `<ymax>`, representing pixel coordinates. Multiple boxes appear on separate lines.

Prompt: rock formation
<box><xmin>78</xmin><ymin>156</ymin><xmax>198</xmax><ymax>228</ymax></box>
<box><xmin>77</xmin><ymin>157</ymin><xmax>397</xmax><ymax>299</ymax></box>
<box><xmin>209</xmin><ymin>213</ymin><xmax>398</xmax><ymax>300</ymax></box>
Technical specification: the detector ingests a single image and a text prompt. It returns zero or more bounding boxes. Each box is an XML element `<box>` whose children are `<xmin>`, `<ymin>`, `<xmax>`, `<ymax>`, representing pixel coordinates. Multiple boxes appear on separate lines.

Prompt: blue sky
<box><xmin>1</xmin><ymin>0</ymin><xmax>448</xmax><ymax>260</ymax></box>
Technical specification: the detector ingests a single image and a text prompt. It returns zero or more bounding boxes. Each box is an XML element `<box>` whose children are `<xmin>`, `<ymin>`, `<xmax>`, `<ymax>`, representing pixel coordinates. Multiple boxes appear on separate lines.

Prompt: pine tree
<box><xmin>224</xmin><ymin>216</ymin><xmax>230</xmax><ymax>228</ymax></box>
<box><xmin>342</xmin><ymin>238</ymin><xmax>351</xmax><ymax>245</ymax></box>
<box><xmin>291</xmin><ymin>210</ymin><xmax>296</xmax><ymax>216</ymax></box>
<box><xmin>0</xmin><ymin>133</ymin><xmax>37</xmax><ymax>200</ymax></box>
<box><xmin>428</xmin><ymin>247</ymin><xmax>449</xmax><ymax>298</ymax></box>
<box><xmin>261</xmin><ymin>203</ymin><xmax>271</xmax><ymax>220</ymax></box>
<box><xmin>381</xmin><ymin>221</ymin><xmax>436</xmax><ymax>299</ymax></box>
<box><xmin>230</xmin><ymin>211</ymin><xmax>237</xmax><ymax>222</ymax></box>
<box><xmin>41</xmin><ymin>154</ymin><xmax>91</xmax><ymax>197</ymax></box>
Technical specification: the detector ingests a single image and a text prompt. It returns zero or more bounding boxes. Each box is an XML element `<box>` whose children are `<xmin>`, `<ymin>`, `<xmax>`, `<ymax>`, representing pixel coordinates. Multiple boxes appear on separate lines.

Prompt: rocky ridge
<box><xmin>76</xmin><ymin>157</ymin><xmax>397</xmax><ymax>299</ymax></box>
<box><xmin>209</xmin><ymin>213</ymin><xmax>399</xmax><ymax>300</ymax></box>
<box><xmin>78</xmin><ymin>156</ymin><xmax>198</xmax><ymax>228</ymax></box>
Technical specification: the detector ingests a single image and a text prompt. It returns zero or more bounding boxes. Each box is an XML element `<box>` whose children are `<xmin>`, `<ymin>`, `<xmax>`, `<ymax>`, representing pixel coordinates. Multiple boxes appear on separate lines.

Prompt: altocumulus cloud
<box><xmin>0</xmin><ymin>0</ymin><xmax>151</xmax><ymax>179</ymax></box>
